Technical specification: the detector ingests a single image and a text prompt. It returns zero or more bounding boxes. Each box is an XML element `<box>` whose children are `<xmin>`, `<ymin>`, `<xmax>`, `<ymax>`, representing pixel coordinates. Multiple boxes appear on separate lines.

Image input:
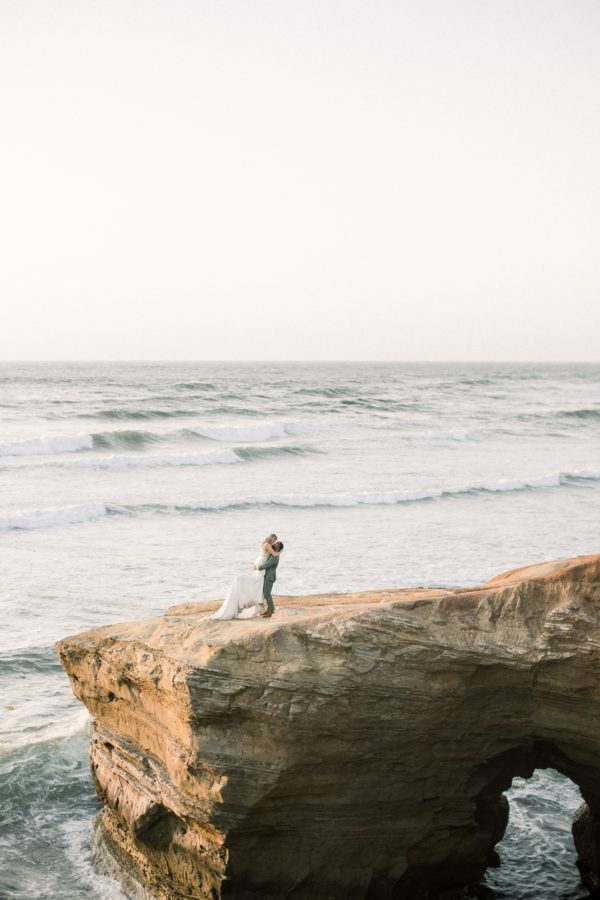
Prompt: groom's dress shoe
<box><xmin>260</xmin><ymin>610</ymin><xmax>273</xmax><ymax>617</ymax></box>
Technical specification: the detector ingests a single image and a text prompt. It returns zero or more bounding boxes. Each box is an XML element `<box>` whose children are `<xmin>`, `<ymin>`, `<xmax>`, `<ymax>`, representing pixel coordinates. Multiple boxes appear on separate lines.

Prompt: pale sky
<box><xmin>1</xmin><ymin>1</ymin><xmax>599</xmax><ymax>361</ymax></box>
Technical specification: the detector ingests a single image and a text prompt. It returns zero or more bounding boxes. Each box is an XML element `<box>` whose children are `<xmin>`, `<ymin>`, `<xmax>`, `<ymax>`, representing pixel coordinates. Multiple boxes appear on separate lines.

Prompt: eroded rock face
<box><xmin>56</xmin><ymin>555</ymin><xmax>600</xmax><ymax>899</ymax></box>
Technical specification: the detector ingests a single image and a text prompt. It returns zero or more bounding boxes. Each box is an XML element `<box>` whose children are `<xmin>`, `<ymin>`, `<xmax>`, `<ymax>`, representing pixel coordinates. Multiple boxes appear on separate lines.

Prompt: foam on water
<box><xmin>0</xmin><ymin>708</ymin><xmax>91</xmax><ymax>753</ymax></box>
<box><xmin>62</xmin><ymin>448</ymin><xmax>240</xmax><ymax>471</ymax></box>
<box><xmin>0</xmin><ymin>433</ymin><xmax>94</xmax><ymax>456</ymax></box>
<box><xmin>0</xmin><ymin>501</ymin><xmax>108</xmax><ymax>531</ymax></box>
<box><xmin>483</xmin><ymin>771</ymin><xmax>588</xmax><ymax>899</ymax></box>
<box><xmin>186</xmin><ymin>421</ymin><xmax>288</xmax><ymax>442</ymax></box>
<box><xmin>61</xmin><ymin>818</ymin><xmax>131</xmax><ymax>900</ymax></box>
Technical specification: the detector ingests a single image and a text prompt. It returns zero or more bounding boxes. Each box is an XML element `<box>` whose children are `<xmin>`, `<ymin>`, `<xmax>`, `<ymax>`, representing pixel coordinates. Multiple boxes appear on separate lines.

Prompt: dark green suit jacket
<box><xmin>258</xmin><ymin>553</ymin><xmax>279</xmax><ymax>584</ymax></box>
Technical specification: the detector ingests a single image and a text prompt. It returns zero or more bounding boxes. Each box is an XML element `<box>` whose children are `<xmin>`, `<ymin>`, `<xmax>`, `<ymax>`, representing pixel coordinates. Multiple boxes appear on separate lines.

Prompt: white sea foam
<box><xmin>407</xmin><ymin>429</ymin><xmax>481</xmax><ymax>443</ymax></box>
<box><xmin>0</xmin><ymin>707</ymin><xmax>90</xmax><ymax>752</ymax></box>
<box><xmin>187</xmin><ymin>421</ymin><xmax>287</xmax><ymax>442</ymax></box>
<box><xmin>78</xmin><ymin>448</ymin><xmax>240</xmax><ymax>471</ymax></box>
<box><xmin>61</xmin><ymin>818</ymin><xmax>131</xmax><ymax>900</ymax></box>
<box><xmin>0</xmin><ymin>433</ymin><xmax>94</xmax><ymax>456</ymax></box>
<box><xmin>0</xmin><ymin>502</ymin><xmax>108</xmax><ymax>532</ymax></box>
<box><xmin>0</xmin><ymin>447</ymin><xmax>241</xmax><ymax>472</ymax></box>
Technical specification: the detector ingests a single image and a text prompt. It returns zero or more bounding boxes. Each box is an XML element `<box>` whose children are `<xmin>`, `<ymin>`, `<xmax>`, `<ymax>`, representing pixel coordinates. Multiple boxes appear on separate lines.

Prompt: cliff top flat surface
<box><xmin>58</xmin><ymin>554</ymin><xmax>597</xmax><ymax>667</ymax></box>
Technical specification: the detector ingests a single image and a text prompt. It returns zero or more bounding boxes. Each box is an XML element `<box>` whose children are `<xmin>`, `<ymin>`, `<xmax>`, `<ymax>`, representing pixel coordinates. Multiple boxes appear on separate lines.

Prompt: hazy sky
<box><xmin>2</xmin><ymin>1</ymin><xmax>599</xmax><ymax>361</ymax></box>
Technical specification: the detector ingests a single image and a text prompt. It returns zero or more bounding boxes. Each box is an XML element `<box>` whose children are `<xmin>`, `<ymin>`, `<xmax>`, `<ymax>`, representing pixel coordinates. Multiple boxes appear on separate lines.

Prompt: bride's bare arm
<box><xmin>262</xmin><ymin>542</ymin><xmax>280</xmax><ymax>556</ymax></box>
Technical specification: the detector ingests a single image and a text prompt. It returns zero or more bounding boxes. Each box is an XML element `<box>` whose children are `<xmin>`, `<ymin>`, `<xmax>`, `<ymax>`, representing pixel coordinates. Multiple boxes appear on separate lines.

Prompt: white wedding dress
<box><xmin>209</xmin><ymin>554</ymin><xmax>267</xmax><ymax>620</ymax></box>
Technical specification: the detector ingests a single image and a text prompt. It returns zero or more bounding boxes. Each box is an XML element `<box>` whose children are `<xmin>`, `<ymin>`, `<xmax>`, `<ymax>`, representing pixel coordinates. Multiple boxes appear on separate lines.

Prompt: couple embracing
<box><xmin>209</xmin><ymin>534</ymin><xmax>284</xmax><ymax>621</ymax></box>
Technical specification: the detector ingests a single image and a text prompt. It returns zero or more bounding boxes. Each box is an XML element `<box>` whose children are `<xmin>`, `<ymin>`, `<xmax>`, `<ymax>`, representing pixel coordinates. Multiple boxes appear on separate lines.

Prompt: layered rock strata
<box><xmin>57</xmin><ymin>554</ymin><xmax>600</xmax><ymax>899</ymax></box>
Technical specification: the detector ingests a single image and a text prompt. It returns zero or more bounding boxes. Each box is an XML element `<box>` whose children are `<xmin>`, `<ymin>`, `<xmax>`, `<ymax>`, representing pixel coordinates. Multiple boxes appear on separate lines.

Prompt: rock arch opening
<box><xmin>469</xmin><ymin>742</ymin><xmax>600</xmax><ymax>900</ymax></box>
<box><xmin>482</xmin><ymin>768</ymin><xmax>585</xmax><ymax>899</ymax></box>
<box><xmin>389</xmin><ymin>742</ymin><xmax>600</xmax><ymax>900</ymax></box>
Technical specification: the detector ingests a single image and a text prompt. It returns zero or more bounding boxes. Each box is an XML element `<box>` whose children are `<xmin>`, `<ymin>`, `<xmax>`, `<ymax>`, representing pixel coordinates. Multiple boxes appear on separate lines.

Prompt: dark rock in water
<box><xmin>574</xmin><ymin>803</ymin><xmax>600</xmax><ymax>896</ymax></box>
<box><xmin>56</xmin><ymin>554</ymin><xmax>600</xmax><ymax>899</ymax></box>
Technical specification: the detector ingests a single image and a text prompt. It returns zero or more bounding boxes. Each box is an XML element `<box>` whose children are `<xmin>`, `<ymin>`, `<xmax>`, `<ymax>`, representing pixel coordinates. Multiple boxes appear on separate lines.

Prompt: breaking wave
<box><xmin>0</xmin><ymin>708</ymin><xmax>90</xmax><ymax>753</ymax></box>
<box><xmin>183</xmin><ymin>422</ymin><xmax>288</xmax><ymax>442</ymax></box>
<box><xmin>0</xmin><ymin>444</ymin><xmax>314</xmax><ymax>471</ymax></box>
<box><xmin>0</xmin><ymin>421</ymin><xmax>292</xmax><ymax>459</ymax></box>
<box><xmin>113</xmin><ymin>469</ymin><xmax>600</xmax><ymax>512</ymax></box>
<box><xmin>4</xmin><ymin>470</ymin><xmax>599</xmax><ymax>532</ymax></box>
<box><xmin>91</xmin><ymin>430</ymin><xmax>162</xmax><ymax>450</ymax></box>
<box><xmin>0</xmin><ymin>434</ymin><xmax>94</xmax><ymax>456</ymax></box>
<box><xmin>0</xmin><ymin>502</ymin><xmax>110</xmax><ymax>532</ymax></box>
<box><xmin>67</xmin><ymin>449</ymin><xmax>240</xmax><ymax>471</ymax></box>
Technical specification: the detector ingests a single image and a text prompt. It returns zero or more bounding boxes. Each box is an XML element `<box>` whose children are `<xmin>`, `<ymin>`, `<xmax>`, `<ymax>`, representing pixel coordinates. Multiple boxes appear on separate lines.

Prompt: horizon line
<box><xmin>0</xmin><ymin>359</ymin><xmax>599</xmax><ymax>366</ymax></box>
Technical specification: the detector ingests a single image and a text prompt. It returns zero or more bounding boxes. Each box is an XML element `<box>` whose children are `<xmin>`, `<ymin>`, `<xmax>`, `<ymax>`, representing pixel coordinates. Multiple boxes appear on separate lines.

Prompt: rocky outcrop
<box><xmin>56</xmin><ymin>554</ymin><xmax>600</xmax><ymax>899</ymax></box>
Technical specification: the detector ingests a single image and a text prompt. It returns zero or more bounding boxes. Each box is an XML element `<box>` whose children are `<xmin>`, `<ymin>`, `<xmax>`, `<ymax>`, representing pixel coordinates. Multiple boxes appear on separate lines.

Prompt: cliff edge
<box><xmin>57</xmin><ymin>554</ymin><xmax>600</xmax><ymax>899</ymax></box>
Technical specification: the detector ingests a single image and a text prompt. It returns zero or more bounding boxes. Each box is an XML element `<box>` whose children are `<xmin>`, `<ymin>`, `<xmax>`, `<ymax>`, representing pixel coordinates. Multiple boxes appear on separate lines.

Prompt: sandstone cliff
<box><xmin>57</xmin><ymin>554</ymin><xmax>600</xmax><ymax>899</ymax></box>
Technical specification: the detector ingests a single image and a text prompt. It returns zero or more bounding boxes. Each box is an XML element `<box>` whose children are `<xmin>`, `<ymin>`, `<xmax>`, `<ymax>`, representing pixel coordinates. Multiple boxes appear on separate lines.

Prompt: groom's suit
<box><xmin>258</xmin><ymin>554</ymin><xmax>279</xmax><ymax>613</ymax></box>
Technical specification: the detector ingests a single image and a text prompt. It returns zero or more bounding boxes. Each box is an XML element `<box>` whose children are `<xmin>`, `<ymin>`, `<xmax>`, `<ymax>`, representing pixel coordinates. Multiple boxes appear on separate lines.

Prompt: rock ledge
<box><xmin>57</xmin><ymin>555</ymin><xmax>600</xmax><ymax>899</ymax></box>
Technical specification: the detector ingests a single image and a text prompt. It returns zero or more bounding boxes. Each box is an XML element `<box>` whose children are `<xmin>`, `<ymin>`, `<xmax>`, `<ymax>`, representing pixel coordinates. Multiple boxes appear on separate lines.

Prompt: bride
<box><xmin>209</xmin><ymin>535</ymin><xmax>281</xmax><ymax>621</ymax></box>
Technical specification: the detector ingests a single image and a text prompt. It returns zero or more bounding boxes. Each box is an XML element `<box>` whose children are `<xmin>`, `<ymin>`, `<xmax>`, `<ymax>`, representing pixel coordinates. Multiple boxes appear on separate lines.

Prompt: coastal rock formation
<box><xmin>57</xmin><ymin>554</ymin><xmax>600</xmax><ymax>899</ymax></box>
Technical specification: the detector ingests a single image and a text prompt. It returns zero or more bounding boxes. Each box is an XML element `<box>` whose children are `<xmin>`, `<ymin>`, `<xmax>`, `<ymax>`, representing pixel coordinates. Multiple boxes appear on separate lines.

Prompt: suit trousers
<box><xmin>263</xmin><ymin>581</ymin><xmax>275</xmax><ymax>612</ymax></box>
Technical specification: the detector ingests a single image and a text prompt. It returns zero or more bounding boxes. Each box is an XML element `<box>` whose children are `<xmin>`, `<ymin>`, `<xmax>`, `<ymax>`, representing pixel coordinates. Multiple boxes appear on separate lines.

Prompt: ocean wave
<box><xmin>91</xmin><ymin>429</ymin><xmax>163</xmax><ymax>450</ymax></box>
<box><xmin>517</xmin><ymin>407</ymin><xmax>600</xmax><ymax>426</ymax></box>
<box><xmin>339</xmin><ymin>398</ymin><xmax>414</xmax><ymax>411</ymax></box>
<box><xmin>0</xmin><ymin>434</ymin><xmax>94</xmax><ymax>457</ymax></box>
<box><xmin>295</xmin><ymin>386</ymin><xmax>357</xmax><ymax>397</ymax></box>
<box><xmin>0</xmin><ymin>423</ymin><xmax>291</xmax><ymax>457</ymax></box>
<box><xmin>456</xmin><ymin>377</ymin><xmax>495</xmax><ymax>387</ymax></box>
<box><xmin>4</xmin><ymin>470</ymin><xmax>598</xmax><ymax>533</ymax></box>
<box><xmin>559</xmin><ymin>408</ymin><xmax>600</xmax><ymax>421</ymax></box>
<box><xmin>81</xmin><ymin>449</ymin><xmax>240</xmax><ymax>471</ymax></box>
<box><xmin>173</xmin><ymin>381</ymin><xmax>217</xmax><ymax>391</ymax></box>
<box><xmin>61</xmin><ymin>818</ymin><xmax>131</xmax><ymax>900</ymax></box>
<box><xmin>0</xmin><ymin>708</ymin><xmax>90</xmax><ymax>753</ymax></box>
<box><xmin>78</xmin><ymin>408</ymin><xmax>199</xmax><ymax>420</ymax></box>
<box><xmin>184</xmin><ymin>422</ymin><xmax>288</xmax><ymax>442</ymax></box>
<box><xmin>0</xmin><ymin>646</ymin><xmax>59</xmax><ymax>676</ymax></box>
<box><xmin>115</xmin><ymin>470</ymin><xmax>600</xmax><ymax>514</ymax></box>
<box><xmin>234</xmin><ymin>444</ymin><xmax>317</xmax><ymax>460</ymax></box>
<box><xmin>0</xmin><ymin>442</ymin><xmax>315</xmax><ymax>471</ymax></box>
<box><xmin>407</xmin><ymin>430</ymin><xmax>480</xmax><ymax>443</ymax></box>
<box><xmin>0</xmin><ymin>502</ymin><xmax>109</xmax><ymax>532</ymax></box>
<box><xmin>94</xmin><ymin>444</ymin><xmax>309</xmax><ymax>468</ymax></box>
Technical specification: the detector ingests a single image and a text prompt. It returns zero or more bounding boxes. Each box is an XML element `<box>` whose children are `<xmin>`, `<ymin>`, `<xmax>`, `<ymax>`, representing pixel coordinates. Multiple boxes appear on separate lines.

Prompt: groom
<box><xmin>255</xmin><ymin>534</ymin><xmax>283</xmax><ymax>618</ymax></box>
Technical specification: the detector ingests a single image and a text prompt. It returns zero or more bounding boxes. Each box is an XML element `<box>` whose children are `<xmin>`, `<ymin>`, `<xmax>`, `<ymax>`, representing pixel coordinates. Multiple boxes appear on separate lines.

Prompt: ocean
<box><xmin>1</xmin><ymin>361</ymin><xmax>598</xmax><ymax>900</ymax></box>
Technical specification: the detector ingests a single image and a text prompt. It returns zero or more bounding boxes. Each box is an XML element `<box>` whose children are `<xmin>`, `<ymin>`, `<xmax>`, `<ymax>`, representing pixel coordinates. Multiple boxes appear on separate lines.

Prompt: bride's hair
<box><xmin>272</xmin><ymin>541</ymin><xmax>284</xmax><ymax>552</ymax></box>
<box><xmin>264</xmin><ymin>533</ymin><xmax>277</xmax><ymax>545</ymax></box>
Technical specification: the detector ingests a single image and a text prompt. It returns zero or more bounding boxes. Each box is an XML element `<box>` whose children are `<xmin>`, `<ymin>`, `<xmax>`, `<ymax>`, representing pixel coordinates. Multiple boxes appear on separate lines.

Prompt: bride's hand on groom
<box><xmin>252</xmin><ymin>564</ymin><xmax>257</xmax><ymax>570</ymax></box>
